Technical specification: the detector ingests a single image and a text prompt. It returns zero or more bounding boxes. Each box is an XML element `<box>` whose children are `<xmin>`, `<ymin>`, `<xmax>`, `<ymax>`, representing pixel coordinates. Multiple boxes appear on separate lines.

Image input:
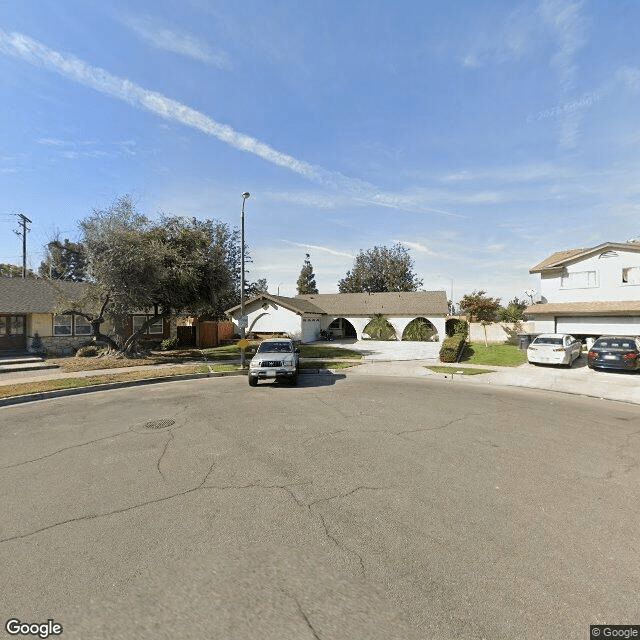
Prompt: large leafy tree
<box><xmin>76</xmin><ymin>195</ymin><xmax>244</xmax><ymax>354</ymax></box>
<box><xmin>296</xmin><ymin>253</ymin><xmax>318</xmax><ymax>294</ymax></box>
<box><xmin>338</xmin><ymin>243</ymin><xmax>423</xmax><ymax>293</ymax></box>
<box><xmin>39</xmin><ymin>238</ymin><xmax>89</xmax><ymax>281</ymax></box>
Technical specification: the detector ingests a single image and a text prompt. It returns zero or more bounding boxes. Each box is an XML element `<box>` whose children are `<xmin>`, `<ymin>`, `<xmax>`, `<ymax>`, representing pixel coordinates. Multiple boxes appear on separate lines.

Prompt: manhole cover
<box><xmin>143</xmin><ymin>418</ymin><xmax>176</xmax><ymax>430</ymax></box>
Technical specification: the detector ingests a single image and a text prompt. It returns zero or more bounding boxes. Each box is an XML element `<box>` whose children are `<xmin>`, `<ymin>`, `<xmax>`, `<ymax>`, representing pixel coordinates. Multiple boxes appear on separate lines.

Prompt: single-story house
<box><xmin>525</xmin><ymin>241</ymin><xmax>640</xmax><ymax>337</ymax></box>
<box><xmin>226</xmin><ymin>291</ymin><xmax>449</xmax><ymax>343</ymax></box>
<box><xmin>0</xmin><ymin>277</ymin><xmax>174</xmax><ymax>355</ymax></box>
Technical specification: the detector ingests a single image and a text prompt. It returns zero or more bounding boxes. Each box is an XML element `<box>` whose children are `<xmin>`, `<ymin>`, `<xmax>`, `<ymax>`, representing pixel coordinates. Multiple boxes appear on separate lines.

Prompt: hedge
<box><xmin>439</xmin><ymin>334</ymin><xmax>466</xmax><ymax>363</ymax></box>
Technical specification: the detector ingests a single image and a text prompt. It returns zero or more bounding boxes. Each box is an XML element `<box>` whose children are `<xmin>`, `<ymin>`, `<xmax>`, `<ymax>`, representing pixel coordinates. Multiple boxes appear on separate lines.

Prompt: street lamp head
<box><xmin>242</xmin><ymin>192</ymin><xmax>250</xmax><ymax>200</ymax></box>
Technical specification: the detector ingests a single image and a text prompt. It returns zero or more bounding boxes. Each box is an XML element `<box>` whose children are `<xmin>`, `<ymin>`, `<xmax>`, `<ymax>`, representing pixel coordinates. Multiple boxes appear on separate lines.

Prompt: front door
<box><xmin>0</xmin><ymin>315</ymin><xmax>27</xmax><ymax>352</ymax></box>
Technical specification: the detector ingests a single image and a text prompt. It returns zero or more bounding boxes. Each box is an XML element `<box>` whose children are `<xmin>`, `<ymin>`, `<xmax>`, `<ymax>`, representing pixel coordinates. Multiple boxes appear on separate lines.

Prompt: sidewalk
<box><xmin>347</xmin><ymin>357</ymin><xmax>640</xmax><ymax>405</ymax></box>
<box><xmin>1</xmin><ymin>353</ymin><xmax>639</xmax><ymax>406</ymax></box>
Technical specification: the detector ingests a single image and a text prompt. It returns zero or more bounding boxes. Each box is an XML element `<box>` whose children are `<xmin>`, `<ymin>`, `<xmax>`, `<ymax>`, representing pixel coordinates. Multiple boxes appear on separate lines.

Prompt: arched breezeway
<box><xmin>401</xmin><ymin>317</ymin><xmax>439</xmax><ymax>341</ymax></box>
<box><xmin>320</xmin><ymin>315</ymin><xmax>445</xmax><ymax>342</ymax></box>
<box><xmin>324</xmin><ymin>317</ymin><xmax>358</xmax><ymax>339</ymax></box>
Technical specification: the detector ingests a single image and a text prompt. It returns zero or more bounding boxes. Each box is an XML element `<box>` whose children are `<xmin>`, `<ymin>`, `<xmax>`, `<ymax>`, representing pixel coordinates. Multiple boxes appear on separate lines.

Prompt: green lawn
<box><xmin>298</xmin><ymin>345</ymin><xmax>363</xmax><ymax>358</ymax></box>
<box><xmin>459</xmin><ymin>342</ymin><xmax>527</xmax><ymax>367</ymax></box>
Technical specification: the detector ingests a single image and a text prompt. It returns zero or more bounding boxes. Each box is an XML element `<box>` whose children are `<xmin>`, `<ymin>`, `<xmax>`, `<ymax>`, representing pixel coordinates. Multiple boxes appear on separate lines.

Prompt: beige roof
<box><xmin>297</xmin><ymin>291</ymin><xmax>449</xmax><ymax>316</ymax></box>
<box><xmin>227</xmin><ymin>291</ymin><xmax>449</xmax><ymax>317</ymax></box>
<box><xmin>226</xmin><ymin>293</ymin><xmax>325</xmax><ymax>316</ymax></box>
<box><xmin>530</xmin><ymin>242</ymin><xmax>640</xmax><ymax>273</ymax></box>
<box><xmin>0</xmin><ymin>277</ymin><xmax>92</xmax><ymax>313</ymax></box>
<box><xmin>525</xmin><ymin>300</ymin><xmax>640</xmax><ymax>316</ymax></box>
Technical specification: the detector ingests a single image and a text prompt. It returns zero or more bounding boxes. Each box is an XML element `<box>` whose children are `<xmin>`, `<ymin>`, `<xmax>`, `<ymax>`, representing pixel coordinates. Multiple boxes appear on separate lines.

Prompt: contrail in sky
<box><xmin>0</xmin><ymin>29</ymin><xmax>324</xmax><ymax>181</ymax></box>
<box><xmin>0</xmin><ymin>29</ymin><xmax>463</xmax><ymax>217</ymax></box>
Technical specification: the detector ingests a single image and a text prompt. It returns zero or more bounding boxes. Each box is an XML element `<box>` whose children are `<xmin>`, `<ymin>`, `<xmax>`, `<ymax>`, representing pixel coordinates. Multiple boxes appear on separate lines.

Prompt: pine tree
<box><xmin>296</xmin><ymin>253</ymin><xmax>318</xmax><ymax>294</ymax></box>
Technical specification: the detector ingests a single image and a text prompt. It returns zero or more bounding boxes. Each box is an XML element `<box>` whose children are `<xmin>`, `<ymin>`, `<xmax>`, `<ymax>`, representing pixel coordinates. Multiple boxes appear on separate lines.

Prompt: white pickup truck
<box><xmin>248</xmin><ymin>338</ymin><xmax>300</xmax><ymax>386</ymax></box>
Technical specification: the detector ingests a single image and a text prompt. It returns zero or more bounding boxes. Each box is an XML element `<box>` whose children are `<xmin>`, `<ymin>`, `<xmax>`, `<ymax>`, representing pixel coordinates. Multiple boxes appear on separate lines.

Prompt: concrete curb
<box><xmin>0</xmin><ymin>369</ymin><xmax>247</xmax><ymax>408</ymax></box>
<box><xmin>0</xmin><ymin>366</ymin><xmax>339</xmax><ymax>408</ymax></box>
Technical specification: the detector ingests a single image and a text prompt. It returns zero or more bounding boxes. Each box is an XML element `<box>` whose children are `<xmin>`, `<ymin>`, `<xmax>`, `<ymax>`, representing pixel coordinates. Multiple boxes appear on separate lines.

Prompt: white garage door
<box><xmin>555</xmin><ymin>316</ymin><xmax>640</xmax><ymax>335</ymax></box>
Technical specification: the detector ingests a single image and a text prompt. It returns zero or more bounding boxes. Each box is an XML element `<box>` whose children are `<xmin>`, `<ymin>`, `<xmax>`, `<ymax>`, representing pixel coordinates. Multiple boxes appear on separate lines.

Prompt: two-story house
<box><xmin>525</xmin><ymin>241</ymin><xmax>640</xmax><ymax>338</ymax></box>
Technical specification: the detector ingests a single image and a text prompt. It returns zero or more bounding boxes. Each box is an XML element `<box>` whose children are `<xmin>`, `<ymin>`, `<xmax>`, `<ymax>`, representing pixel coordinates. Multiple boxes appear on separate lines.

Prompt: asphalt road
<box><xmin>1</xmin><ymin>374</ymin><xmax>638</xmax><ymax>640</ymax></box>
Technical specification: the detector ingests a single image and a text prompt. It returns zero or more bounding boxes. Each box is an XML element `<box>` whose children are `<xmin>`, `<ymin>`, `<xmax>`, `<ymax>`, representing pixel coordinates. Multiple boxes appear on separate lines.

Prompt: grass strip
<box><xmin>427</xmin><ymin>366</ymin><xmax>495</xmax><ymax>376</ymax></box>
<box><xmin>0</xmin><ymin>364</ymin><xmax>239</xmax><ymax>399</ymax></box>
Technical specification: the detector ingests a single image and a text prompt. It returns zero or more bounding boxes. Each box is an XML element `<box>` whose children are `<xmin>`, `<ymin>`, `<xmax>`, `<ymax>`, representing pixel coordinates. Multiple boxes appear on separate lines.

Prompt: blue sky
<box><xmin>1</xmin><ymin>0</ymin><xmax>639</xmax><ymax>304</ymax></box>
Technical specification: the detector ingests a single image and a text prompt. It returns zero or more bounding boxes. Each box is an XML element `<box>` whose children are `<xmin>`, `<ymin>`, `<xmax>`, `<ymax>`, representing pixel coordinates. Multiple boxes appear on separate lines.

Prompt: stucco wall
<box><xmin>540</xmin><ymin>249</ymin><xmax>640</xmax><ymax>303</ymax></box>
<box><xmin>31</xmin><ymin>313</ymin><xmax>53</xmax><ymax>337</ymax></box>
<box><xmin>244</xmin><ymin>301</ymin><xmax>303</xmax><ymax>340</ymax></box>
<box><xmin>468</xmin><ymin>321</ymin><xmax>535</xmax><ymax>343</ymax></box>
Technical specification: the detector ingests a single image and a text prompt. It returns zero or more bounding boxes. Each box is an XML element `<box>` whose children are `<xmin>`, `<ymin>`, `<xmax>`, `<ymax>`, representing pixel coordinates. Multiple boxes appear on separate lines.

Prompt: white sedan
<box><xmin>527</xmin><ymin>333</ymin><xmax>582</xmax><ymax>367</ymax></box>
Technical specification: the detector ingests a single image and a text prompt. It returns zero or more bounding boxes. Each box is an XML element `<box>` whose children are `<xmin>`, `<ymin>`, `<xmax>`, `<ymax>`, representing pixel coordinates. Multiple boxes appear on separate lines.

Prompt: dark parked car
<box><xmin>587</xmin><ymin>336</ymin><xmax>640</xmax><ymax>371</ymax></box>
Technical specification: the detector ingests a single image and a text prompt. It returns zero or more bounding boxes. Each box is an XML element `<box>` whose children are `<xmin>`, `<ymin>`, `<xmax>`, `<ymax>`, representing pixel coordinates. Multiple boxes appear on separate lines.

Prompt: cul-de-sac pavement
<box><xmin>1</xmin><ymin>371</ymin><xmax>638</xmax><ymax>640</ymax></box>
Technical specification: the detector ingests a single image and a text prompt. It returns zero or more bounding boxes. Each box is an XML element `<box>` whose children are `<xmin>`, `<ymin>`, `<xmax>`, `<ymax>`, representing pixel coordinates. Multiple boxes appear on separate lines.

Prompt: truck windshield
<box><xmin>258</xmin><ymin>342</ymin><xmax>293</xmax><ymax>353</ymax></box>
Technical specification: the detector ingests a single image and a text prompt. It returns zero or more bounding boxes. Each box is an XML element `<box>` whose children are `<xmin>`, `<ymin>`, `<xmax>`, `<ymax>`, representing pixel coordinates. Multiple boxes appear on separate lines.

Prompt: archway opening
<box><xmin>327</xmin><ymin>317</ymin><xmax>357</xmax><ymax>339</ymax></box>
<box><xmin>363</xmin><ymin>315</ymin><xmax>397</xmax><ymax>340</ymax></box>
<box><xmin>402</xmin><ymin>317</ymin><xmax>439</xmax><ymax>341</ymax></box>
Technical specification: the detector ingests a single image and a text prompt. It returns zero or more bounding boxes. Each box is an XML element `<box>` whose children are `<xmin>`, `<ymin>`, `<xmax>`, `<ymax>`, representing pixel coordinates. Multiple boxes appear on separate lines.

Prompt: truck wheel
<box><xmin>248</xmin><ymin>376</ymin><xmax>258</xmax><ymax>387</ymax></box>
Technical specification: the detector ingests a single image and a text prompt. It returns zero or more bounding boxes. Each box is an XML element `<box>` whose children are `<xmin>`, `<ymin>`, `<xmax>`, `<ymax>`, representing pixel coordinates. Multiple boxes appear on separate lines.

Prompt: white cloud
<box><xmin>36</xmin><ymin>137</ymin><xmax>68</xmax><ymax>146</ymax></box>
<box><xmin>280</xmin><ymin>240</ymin><xmax>354</xmax><ymax>259</ymax></box>
<box><xmin>121</xmin><ymin>14</ymin><xmax>231</xmax><ymax>69</ymax></box>
<box><xmin>0</xmin><ymin>30</ymin><xmax>328</xmax><ymax>182</ymax></box>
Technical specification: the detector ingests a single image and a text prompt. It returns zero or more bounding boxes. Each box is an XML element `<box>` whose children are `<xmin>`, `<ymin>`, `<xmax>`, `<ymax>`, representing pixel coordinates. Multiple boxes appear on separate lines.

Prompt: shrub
<box><xmin>453</xmin><ymin>319</ymin><xmax>468</xmax><ymax>338</ymax></box>
<box><xmin>76</xmin><ymin>345</ymin><xmax>99</xmax><ymax>358</ymax></box>
<box><xmin>363</xmin><ymin>315</ymin><xmax>396</xmax><ymax>340</ymax></box>
<box><xmin>403</xmin><ymin>318</ymin><xmax>438</xmax><ymax>341</ymax></box>
<box><xmin>161</xmin><ymin>337</ymin><xmax>180</xmax><ymax>351</ymax></box>
<box><xmin>439</xmin><ymin>334</ymin><xmax>466</xmax><ymax>363</ymax></box>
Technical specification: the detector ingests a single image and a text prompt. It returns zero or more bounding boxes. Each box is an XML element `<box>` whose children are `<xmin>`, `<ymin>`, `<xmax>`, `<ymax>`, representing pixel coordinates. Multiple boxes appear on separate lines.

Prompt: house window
<box><xmin>75</xmin><ymin>315</ymin><xmax>92</xmax><ymax>335</ymax></box>
<box><xmin>622</xmin><ymin>267</ymin><xmax>640</xmax><ymax>285</ymax></box>
<box><xmin>53</xmin><ymin>315</ymin><xmax>73</xmax><ymax>335</ymax></box>
<box><xmin>133</xmin><ymin>315</ymin><xmax>164</xmax><ymax>335</ymax></box>
<box><xmin>560</xmin><ymin>270</ymin><xmax>597</xmax><ymax>288</ymax></box>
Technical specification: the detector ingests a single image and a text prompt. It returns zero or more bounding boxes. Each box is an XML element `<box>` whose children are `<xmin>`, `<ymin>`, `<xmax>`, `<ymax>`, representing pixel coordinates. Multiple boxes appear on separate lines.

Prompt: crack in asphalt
<box><xmin>156</xmin><ymin>431</ymin><xmax>174</xmax><ymax>481</ymax></box>
<box><xmin>0</xmin><ymin>461</ymin><xmax>217</xmax><ymax>544</ymax></box>
<box><xmin>395</xmin><ymin>413</ymin><xmax>482</xmax><ymax>439</ymax></box>
<box><xmin>308</xmin><ymin>485</ymin><xmax>386</xmax><ymax>507</ymax></box>
<box><xmin>200</xmin><ymin>482</ymin><xmax>378</xmax><ymax>578</ymax></box>
<box><xmin>606</xmin><ymin>428</ymin><xmax>640</xmax><ymax>480</ymax></box>
<box><xmin>279</xmin><ymin>587</ymin><xmax>322</xmax><ymax>640</ymax></box>
<box><xmin>318</xmin><ymin>512</ymin><xmax>366</xmax><ymax>577</ymax></box>
<box><xmin>0</xmin><ymin>429</ymin><xmax>132</xmax><ymax>471</ymax></box>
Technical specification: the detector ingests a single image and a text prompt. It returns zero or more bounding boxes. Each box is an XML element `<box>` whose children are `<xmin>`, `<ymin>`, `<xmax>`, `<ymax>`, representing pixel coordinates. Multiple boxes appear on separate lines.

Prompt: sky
<box><xmin>1</xmin><ymin>0</ymin><xmax>640</xmax><ymax>305</ymax></box>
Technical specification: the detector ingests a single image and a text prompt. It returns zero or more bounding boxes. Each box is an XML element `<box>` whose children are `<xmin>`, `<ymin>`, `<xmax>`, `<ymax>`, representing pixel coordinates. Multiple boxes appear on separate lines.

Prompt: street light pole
<box><xmin>240</xmin><ymin>192</ymin><xmax>250</xmax><ymax>368</ymax></box>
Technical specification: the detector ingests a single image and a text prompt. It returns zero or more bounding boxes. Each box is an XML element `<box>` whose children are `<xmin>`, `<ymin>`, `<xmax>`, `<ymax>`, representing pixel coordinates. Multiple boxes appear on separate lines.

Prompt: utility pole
<box><xmin>13</xmin><ymin>213</ymin><xmax>32</xmax><ymax>278</ymax></box>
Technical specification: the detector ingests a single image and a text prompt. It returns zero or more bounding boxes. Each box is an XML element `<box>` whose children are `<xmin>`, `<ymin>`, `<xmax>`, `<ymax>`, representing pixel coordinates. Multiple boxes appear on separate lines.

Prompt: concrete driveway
<box><xmin>314</xmin><ymin>339</ymin><xmax>441</xmax><ymax>361</ymax></box>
